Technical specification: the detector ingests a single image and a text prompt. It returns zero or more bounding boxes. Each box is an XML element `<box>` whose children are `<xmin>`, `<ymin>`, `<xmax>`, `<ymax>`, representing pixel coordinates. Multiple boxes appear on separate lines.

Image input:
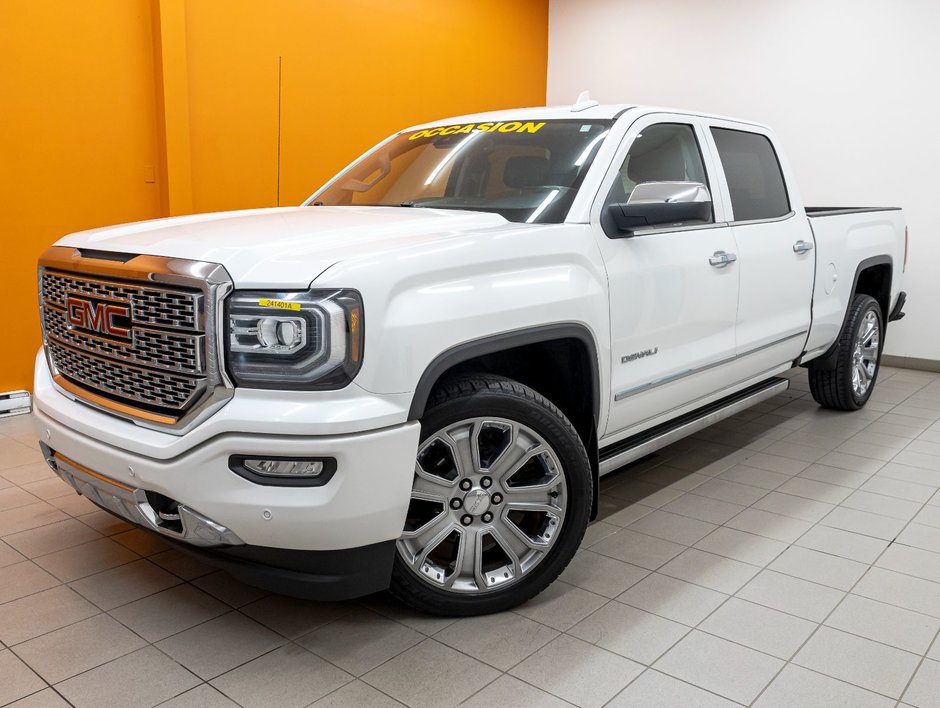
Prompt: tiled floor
<box><xmin>2</xmin><ymin>366</ymin><xmax>940</xmax><ymax>707</ymax></box>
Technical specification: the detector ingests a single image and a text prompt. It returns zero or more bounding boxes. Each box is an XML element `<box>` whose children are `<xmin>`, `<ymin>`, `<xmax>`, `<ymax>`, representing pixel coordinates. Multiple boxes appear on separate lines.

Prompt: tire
<box><xmin>390</xmin><ymin>375</ymin><xmax>592</xmax><ymax>616</ymax></box>
<box><xmin>808</xmin><ymin>294</ymin><xmax>883</xmax><ymax>411</ymax></box>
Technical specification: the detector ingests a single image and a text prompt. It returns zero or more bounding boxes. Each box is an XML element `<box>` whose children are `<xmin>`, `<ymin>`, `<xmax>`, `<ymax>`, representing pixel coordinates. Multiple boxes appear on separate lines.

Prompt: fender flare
<box><xmin>407</xmin><ymin>322</ymin><xmax>601</xmax><ymax>425</ymax></box>
<box><xmin>809</xmin><ymin>255</ymin><xmax>892</xmax><ymax>371</ymax></box>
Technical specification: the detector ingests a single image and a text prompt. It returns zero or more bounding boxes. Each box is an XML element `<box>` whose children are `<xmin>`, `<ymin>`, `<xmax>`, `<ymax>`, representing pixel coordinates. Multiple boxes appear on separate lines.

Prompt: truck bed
<box><xmin>805</xmin><ymin>206</ymin><xmax>902</xmax><ymax>217</ymax></box>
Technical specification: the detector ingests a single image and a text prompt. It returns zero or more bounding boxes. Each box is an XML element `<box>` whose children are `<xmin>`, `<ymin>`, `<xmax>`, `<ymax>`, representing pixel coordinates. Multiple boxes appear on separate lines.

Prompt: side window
<box><xmin>711</xmin><ymin>128</ymin><xmax>790</xmax><ymax>221</ymax></box>
<box><xmin>608</xmin><ymin>123</ymin><xmax>710</xmax><ymax>211</ymax></box>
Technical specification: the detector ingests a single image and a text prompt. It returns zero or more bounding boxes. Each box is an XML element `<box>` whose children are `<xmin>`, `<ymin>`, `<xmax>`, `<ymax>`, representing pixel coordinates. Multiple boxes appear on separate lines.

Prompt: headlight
<box><xmin>225</xmin><ymin>289</ymin><xmax>363</xmax><ymax>389</ymax></box>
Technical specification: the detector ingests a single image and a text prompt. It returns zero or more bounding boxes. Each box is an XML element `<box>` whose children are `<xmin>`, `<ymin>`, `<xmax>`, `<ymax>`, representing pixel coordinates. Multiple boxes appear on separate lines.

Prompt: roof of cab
<box><xmin>401</xmin><ymin>103</ymin><xmax>770</xmax><ymax>133</ymax></box>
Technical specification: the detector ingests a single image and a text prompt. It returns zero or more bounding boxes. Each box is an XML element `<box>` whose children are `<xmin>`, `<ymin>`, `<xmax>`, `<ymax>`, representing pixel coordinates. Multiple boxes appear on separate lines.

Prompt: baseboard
<box><xmin>882</xmin><ymin>355</ymin><xmax>940</xmax><ymax>373</ymax></box>
<box><xmin>0</xmin><ymin>390</ymin><xmax>32</xmax><ymax>418</ymax></box>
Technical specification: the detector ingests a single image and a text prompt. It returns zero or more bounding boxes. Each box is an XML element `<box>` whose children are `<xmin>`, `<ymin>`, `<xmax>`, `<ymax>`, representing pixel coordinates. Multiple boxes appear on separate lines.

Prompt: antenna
<box><xmin>572</xmin><ymin>90</ymin><xmax>599</xmax><ymax>112</ymax></box>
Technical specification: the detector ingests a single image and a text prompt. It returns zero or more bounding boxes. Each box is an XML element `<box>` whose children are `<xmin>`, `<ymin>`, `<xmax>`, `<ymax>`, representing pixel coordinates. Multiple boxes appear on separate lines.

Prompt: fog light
<box><xmin>244</xmin><ymin>458</ymin><xmax>324</xmax><ymax>477</ymax></box>
<box><xmin>229</xmin><ymin>455</ymin><xmax>337</xmax><ymax>487</ymax></box>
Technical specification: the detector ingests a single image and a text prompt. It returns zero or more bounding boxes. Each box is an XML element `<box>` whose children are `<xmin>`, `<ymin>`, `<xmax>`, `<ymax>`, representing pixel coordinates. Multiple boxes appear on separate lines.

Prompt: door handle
<box><xmin>793</xmin><ymin>240</ymin><xmax>814</xmax><ymax>254</ymax></box>
<box><xmin>709</xmin><ymin>251</ymin><xmax>737</xmax><ymax>267</ymax></box>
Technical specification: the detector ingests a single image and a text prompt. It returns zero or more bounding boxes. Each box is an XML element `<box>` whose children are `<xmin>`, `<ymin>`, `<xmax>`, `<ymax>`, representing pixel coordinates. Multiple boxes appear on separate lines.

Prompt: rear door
<box><xmin>591</xmin><ymin>114</ymin><xmax>741</xmax><ymax>439</ymax></box>
<box><xmin>705</xmin><ymin>122</ymin><xmax>815</xmax><ymax>378</ymax></box>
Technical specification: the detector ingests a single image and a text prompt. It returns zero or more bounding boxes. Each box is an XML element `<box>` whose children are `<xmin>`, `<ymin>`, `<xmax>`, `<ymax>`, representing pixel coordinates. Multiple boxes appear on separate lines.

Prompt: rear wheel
<box><xmin>809</xmin><ymin>294</ymin><xmax>883</xmax><ymax>410</ymax></box>
<box><xmin>390</xmin><ymin>375</ymin><xmax>591</xmax><ymax>616</ymax></box>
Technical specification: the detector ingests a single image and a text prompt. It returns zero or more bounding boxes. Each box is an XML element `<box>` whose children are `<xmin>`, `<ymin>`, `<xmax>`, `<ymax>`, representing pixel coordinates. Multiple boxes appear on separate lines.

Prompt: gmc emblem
<box><xmin>65</xmin><ymin>296</ymin><xmax>131</xmax><ymax>339</ymax></box>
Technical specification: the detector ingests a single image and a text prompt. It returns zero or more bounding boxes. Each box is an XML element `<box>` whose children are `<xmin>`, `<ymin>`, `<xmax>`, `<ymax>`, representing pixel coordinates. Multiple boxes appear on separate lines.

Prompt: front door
<box><xmin>592</xmin><ymin>116</ymin><xmax>741</xmax><ymax>440</ymax></box>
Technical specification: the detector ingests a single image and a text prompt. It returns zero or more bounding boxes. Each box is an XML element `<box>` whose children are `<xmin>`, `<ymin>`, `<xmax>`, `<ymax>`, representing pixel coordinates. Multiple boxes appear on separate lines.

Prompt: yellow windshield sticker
<box><xmin>409</xmin><ymin>121</ymin><xmax>546</xmax><ymax>140</ymax></box>
<box><xmin>258</xmin><ymin>298</ymin><xmax>301</xmax><ymax>311</ymax></box>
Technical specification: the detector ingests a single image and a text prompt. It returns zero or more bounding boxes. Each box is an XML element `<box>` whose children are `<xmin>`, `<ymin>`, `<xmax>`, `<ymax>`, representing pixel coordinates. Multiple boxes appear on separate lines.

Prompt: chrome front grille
<box><xmin>38</xmin><ymin>247</ymin><xmax>233</xmax><ymax>433</ymax></box>
<box><xmin>47</xmin><ymin>341</ymin><xmax>203</xmax><ymax>409</ymax></box>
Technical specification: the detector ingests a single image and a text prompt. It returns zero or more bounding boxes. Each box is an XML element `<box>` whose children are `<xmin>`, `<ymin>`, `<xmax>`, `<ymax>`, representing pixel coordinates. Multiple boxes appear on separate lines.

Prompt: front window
<box><xmin>311</xmin><ymin>119</ymin><xmax>612</xmax><ymax>223</ymax></box>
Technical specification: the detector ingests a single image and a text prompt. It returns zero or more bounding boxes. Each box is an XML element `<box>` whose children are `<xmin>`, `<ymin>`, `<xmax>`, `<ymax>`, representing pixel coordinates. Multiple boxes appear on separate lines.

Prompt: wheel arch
<box><xmin>408</xmin><ymin>323</ymin><xmax>602</xmax><ymax>517</ymax></box>
<box><xmin>808</xmin><ymin>255</ymin><xmax>892</xmax><ymax>371</ymax></box>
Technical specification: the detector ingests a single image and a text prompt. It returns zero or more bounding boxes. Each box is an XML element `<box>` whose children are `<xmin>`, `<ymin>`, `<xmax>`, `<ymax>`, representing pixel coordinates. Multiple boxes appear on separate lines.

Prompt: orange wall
<box><xmin>0</xmin><ymin>0</ymin><xmax>548</xmax><ymax>394</ymax></box>
<box><xmin>0</xmin><ymin>1</ymin><xmax>164</xmax><ymax>394</ymax></box>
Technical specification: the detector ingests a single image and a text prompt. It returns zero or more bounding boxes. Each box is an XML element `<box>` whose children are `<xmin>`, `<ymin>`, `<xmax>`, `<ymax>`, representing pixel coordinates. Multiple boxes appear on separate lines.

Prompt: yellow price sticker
<box><xmin>258</xmin><ymin>298</ymin><xmax>301</xmax><ymax>311</ymax></box>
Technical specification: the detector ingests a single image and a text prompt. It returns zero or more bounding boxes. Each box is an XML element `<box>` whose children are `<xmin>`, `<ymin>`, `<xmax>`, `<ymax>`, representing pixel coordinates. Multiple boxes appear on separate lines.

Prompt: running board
<box><xmin>598</xmin><ymin>377</ymin><xmax>790</xmax><ymax>476</ymax></box>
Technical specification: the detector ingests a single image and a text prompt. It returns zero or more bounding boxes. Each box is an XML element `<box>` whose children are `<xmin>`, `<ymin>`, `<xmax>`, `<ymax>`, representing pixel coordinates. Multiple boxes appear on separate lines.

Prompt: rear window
<box><xmin>711</xmin><ymin>128</ymin><xmax>790</xmax><ymax>221</ymax></box>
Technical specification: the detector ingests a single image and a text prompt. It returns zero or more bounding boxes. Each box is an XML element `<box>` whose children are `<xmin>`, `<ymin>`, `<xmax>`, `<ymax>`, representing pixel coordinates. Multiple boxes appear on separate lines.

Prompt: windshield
<box><xmin>310</xmin><ymin>119</ymin><xmax>612</xmax><ymax>223</ymax></box>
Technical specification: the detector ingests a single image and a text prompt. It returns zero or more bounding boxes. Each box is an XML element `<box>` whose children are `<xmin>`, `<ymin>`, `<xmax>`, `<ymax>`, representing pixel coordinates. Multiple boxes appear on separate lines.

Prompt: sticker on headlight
<box><xmin>258</xmin><ymin>298</ymin><xmax>301</xmax><ymax>311</ymax></box>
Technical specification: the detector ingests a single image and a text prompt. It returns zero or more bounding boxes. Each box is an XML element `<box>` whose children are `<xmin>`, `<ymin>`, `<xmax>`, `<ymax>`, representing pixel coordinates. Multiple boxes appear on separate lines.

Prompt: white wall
<box><xmin>548</xmin><ymin>0</ymin><xmax>938</xmax><ymax>360</ymax></box>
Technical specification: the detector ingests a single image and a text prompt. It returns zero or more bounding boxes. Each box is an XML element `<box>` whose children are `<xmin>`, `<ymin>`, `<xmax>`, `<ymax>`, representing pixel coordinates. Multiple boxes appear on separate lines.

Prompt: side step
<box><xmin>599</xmin><ymin>377</ymin><xmax>790</xmax><ymax>475</ymax></box>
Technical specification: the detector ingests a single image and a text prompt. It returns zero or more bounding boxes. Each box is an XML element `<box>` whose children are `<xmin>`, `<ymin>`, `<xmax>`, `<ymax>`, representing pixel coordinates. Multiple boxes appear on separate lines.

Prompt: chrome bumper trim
<box><xmin>48</xmin><ymin>452</ymin><xmax>243</xmax><ymax>548</ymax></box>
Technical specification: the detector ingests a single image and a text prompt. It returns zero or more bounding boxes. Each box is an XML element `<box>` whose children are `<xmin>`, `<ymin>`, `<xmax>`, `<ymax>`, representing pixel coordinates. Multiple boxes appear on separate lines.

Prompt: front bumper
<box><xmin>41</xmin><ymin>447</ymin><xmax>396</xmax><ymax>599</ymax></box>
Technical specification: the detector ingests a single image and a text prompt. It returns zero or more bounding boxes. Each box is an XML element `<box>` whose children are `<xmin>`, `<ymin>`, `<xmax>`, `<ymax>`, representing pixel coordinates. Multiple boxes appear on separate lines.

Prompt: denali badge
<box><xmin>622</xmin><ymin>347</ymin><xmax>658</xmax><ymax>364</ymax></box>
<box><xmin>65</xmin><ymin>296</ymin><xmax>131</xmax><ymax>340</ymax></box>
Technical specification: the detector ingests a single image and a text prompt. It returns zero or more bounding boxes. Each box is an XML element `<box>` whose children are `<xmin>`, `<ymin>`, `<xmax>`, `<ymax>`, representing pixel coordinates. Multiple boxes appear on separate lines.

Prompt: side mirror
<box><xmin>605</xmin><ymin>181</ymin><xmax>712</xmax><ymax>236</ymax></box>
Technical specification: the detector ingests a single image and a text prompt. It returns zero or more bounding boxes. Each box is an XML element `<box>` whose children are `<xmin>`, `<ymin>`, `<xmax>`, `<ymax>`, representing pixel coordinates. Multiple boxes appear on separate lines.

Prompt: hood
<box><xmin>57</xmin><ymin>206</ymin><xmax>512</xmax><ymax>287</ymax></box>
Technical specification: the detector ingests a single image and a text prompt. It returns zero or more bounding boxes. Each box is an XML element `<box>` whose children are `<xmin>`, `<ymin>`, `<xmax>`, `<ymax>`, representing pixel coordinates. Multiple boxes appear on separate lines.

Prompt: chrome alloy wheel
<box><xmin>852</xmin><ymin>310</ymin><xmax>880</xmax><ymax>397</ymax></box>
<box><xmin>397</xmin><ymin>417</ymin><xmax>568</xmax><ymax>594</ymax></box>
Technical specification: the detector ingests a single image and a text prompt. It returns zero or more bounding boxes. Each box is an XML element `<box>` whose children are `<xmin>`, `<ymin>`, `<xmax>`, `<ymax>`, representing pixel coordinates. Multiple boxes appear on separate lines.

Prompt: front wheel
<box><xmin>808</xmin><ymin>294</ymin><xmax>883</xmax><ymax>410</ymax></box>
<box><xmin>390</xmin><ymin>375</ymin><xmax>592</xmax><ymax>616</ymax></box>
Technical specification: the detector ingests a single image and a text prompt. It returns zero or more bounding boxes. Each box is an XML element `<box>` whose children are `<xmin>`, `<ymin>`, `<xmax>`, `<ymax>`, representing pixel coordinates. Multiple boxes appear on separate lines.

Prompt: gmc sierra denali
<box><xmin>34</xmin><ymin>100</ymin><xmax>907</xmax><ymax>616</ymax></box>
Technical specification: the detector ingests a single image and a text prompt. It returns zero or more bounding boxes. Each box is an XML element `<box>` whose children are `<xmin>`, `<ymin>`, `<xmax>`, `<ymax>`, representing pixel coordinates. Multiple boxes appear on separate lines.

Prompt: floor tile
<box><xmin>725</xmin><ymin>508</ymin><xmax>812</xmax><ymax>543</ymax></box>
<box><xmin>0</xmin><ymin>649</ymin><xmax>46</xmax><ymax>706</ymax></box>
<box><xmin>878</xmin><ymin>462</ymin><xmax>940</xmax><ymax>488</ymax></box>
<box><xmin>794</xmin><ymin>626</ymin><xmax>920</xmax><ymax>698</ymax></box>
<box><xmin>512</xmin><ymin>580</ymin><xmax>607</xmax><ymax>631</ymax></box>
<box><xmin>5</xmin><ymin>687</ymin><xmax>72</xmax><ymax>707</ymax></box>
<box><xmin>558</xmin><ymin>549</ymin><xmax>649</xmax><ymax>598</ymax></box>
<box><xmin>0</xmin><ymin>502</ymin><xmax>68</xmax><ymax>536</ymax></box>
<box><xmin>569</xmin><ymin>600</ymin><xmax>688</xmax><ymax>665</ymax></box>
<box><xmin>0</xmin><ymin>487</ymin><xmax>40</xmax><ymax>511</ymax></box>
<box><xmin>3</xmin><ymin>519</ymin><xmax>102</xmax><ymax>559</ymax></box>
<box><xmin>147</xmin><ymin>549</ymin><xmax>215</xmax><ymax>580</ymax></box>
<box><xmin>741</xmin><ymin>452</ymin><xmax>810</xmax><ymax>475</ymax></box>
<box><xmin>754</xmin><ymin>663</ymin><xmax>894</xmax><ymax>707</ymax></box>
<box><xmin>752</xmin><ymin>492</ymin><xmax>834</xmax><ymax>523</ymax></box>
<box><xmin>658</xmin><ymin>547</ymin><xmax>759</xmax><ymax>594</ymax></box>
<box><xmin>717</xmin><ymin>463</ymin><xmax>790</xmax><ymax>490</ymax></box>
<box><xmin>860</xmin><ymin>476</ymin><xmax>936</xmax><ymax>503</ymax></box>
<box><xmin>606</xmin><ymin>669</ymin><xmax>737</xmax><ymax>707</ymax></box>
<box><xmin>826</xmin><ymin>594</ymin><xmax>940</xmax><ymax>655</ymax></box>
<box><xmin>310</xmin><ymin>680</ymin><xmax>406</xmax><ymax>707</ymax></box>
<box><xmin>0</xmin><ymin>560</ymin><xmax>59</xmax><ymax>604</ymax></box>
<box><xmin>817</xmin><ymin>451</ymin><xmax>887</xmax><ymax>475</ymax></box>
<box><xmin>877</xmin><ymin>544</ymin><xmax>940</xmax><ymax>584</ymax></box>
<box><xmin>590</xmin><ymin>529</ymin><xmax>686</xmax><ymax>570</ymax></box>
<box><xmin>69</xmin><ymin>558</ymin><xmax>180</xmax><ymax>610</ymax></box>
<box><xmin>76</xmin><ymin>509</ymin><xmax>133</xmax><ymax>537</ymax></box>
<box><xmin>854</xmin><ymin>567</ymin><xmax>940</xmax><ymax>618</ymax></box>
<box><xmin>617</xmin><ymin>572</ymin><xmax>727</xmax><ymax>626</ymax></box>
<box><xmin>364</xmin><ymin>638</ymin><xmax>500</xmax><ymax>708</ymax></box>
<box><xmin>694</xmin><ymin>526</ymin><xmax>787</xmax><ymax>566</ymax></box>
<box><xmin>34</xmin><ymin>537</ymin><xmax>139</xmax><ymax>583</ymax></box>
<box><xmin>798</xmin><ymin>463</ymin><xmax>872</xmax><ymax>489</ymax></box>
<box><xmin>819</xmin><ymin>506</ymin><xmax>906</xmax><ymax>541</ymax></box>
<box><xmin>737</xmin><ymin>569</ymin><xmax>845</xmax><ymax>622</ymax></box>
<box><xmin>796</xmin><ymin>524</ymin><xmax>889</xmax><ymax>564</ymax></box>
<box><xmin>435</xmin><ymin>611</ymin><xmax>558</xmax><ymax>671</ymax></box>
<box><xmin>297</xmin><ymin>608</ymin><xmax>424</xmax><ymax>676</ymax></box>
<box><xmin>460</xmin><ymin>674</ymin><xmax>567</xmax><ymax>708</ymax></box>
<box><xmin>510</xmin><ymin>634</ymin><xmax>643</xmax><ymax>708</ymax></box>
<box><xmin>700</xmin><ymin>597</ymin><xmax>816</xmax><ymax>659</ymax></box>
<box><xmin>54</xmin><ymin>646</ymin><xmax>200</xmax><ymax>708</ymax></box>
<box><xmin>210</xmin><ymin>643</ymin><xmax>351</xmax><ymax>707</ymax></box>
<box><xmin>109</xmin><ymin>584</ymin><xmax>229</xmax><ymax>642</ymax></box>
<box><xmin>157</xmin><ymin>684</ymin><xmax>239</xmax><ymax>708</ymax></box>
<box><xmin>192</xmin><ymin>571</ymin><xmax>269</xmax><ymax>608</ymax></box>
<box><xmin>0</xmin><ymin>585</ymin><xmax>99</xmax><ymax>645</ymax></box>
<box><xmin>358</xmin><ymin>594</ymin><xmax>458</xmax><ymax>636</ymax></box>
<box><xmin>842</xmin><ymin>489</ymin><xmax>923</xmax><ymax>520</ymax></box>
<box><xmin>111</xmin><ymin>528</ymin><xmax>172</xmax><ymax>557</ymax></box>
<box><xmin>777</xmin><ymin>476</ymin><xmax>853</xmax><ymax>504</ymax></box>
<box><xmin>897</xmin><ymin>522</ymin><xmax>940</xmax><ymax>553</ymax></box>
<box><xmin>654</xmin><ymin>630</ymin><xmax>783</xmax><ymax>704</ymax></box>
<box><xmin>769</xmin><ymin>545</ymin><xmax>868</xmax><ymax>590</ymax></box>
<box><xmin>581</xmin><ymin>519</ymin><xmax>620</xmax><ymax>547</ymax></box>
<box><xmin>660</xmin><ymin>492</ymin><xmax>745</xmax><ymax>525</ymax></box>
<box><xmin>599</xmin><ymin>501</ymin><xmax>656</xmax><ymax>528</ymax></box>
<box><xmin>240</xmin><ymin>595</ymin><xmax>352</xmax><ymax>640</ymax></box>
<box><xmin>0</xmin><ymin>540</ymin><xmax>25</xmax><ymax>568</ymax></box>
<box><xmin>902</xmin><ymin>659</ymin><xmax>940</xmax><ymax>708</ymax></box>
<box><xmin>15</xmin><ymin>613</ymin><xmax>146</xmax><ymax>683</ymax></box>
<box><xmin>156</xmin><ymin>612</ymin><xmax>285</xmax><ymax>680</ymax></box>
<box><xmin>691</xmin><ymin>478</ymin><xmax>769</xmax><ymax>506</ymax></box>
<box><xmin>626</xmin><ymin>509</ymin><xmax>717</xmax><ymax>546</ymax></box>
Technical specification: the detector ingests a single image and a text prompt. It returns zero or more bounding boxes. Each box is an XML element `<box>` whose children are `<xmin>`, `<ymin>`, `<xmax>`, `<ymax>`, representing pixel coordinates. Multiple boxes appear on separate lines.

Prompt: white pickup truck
<box><xmin>34</xmin><ymin>101</ymin><xmax>907</xmax><ymax>616</ymax></box>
